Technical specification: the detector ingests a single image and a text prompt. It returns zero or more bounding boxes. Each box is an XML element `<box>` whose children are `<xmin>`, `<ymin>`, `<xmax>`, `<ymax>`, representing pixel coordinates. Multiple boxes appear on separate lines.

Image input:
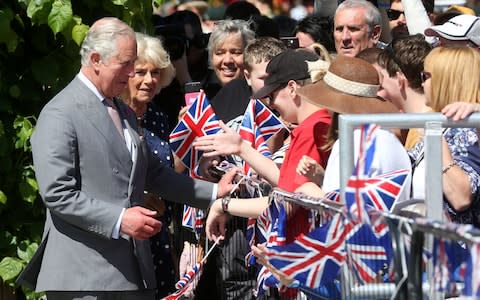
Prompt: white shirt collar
<box><xmin>77</xmin><ymin>71</ymin><xmax>107</xmax><ymax>103</ymax></box>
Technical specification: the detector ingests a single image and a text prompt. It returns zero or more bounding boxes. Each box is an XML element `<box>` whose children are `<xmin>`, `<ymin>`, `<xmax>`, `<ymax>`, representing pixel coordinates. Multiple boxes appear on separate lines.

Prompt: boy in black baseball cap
<box><xmin>252</xmin><ymin>48</ymin><xmax>319</xmax><ymax>100</ymax></box>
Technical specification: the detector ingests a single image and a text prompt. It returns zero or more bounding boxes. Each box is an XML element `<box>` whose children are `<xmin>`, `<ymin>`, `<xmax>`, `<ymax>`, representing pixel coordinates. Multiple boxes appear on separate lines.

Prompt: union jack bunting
<box><xmin>354</xmin><ymin>124</ymin><xmax>379</xmax><ymax>177</ymax></box>
<box><xmin>344</xmin><ymin>222</ymin><xmax>389</xmax><ymax>283</ymax></box>
<box><xmin>169</xmin><ymin>91</ymin><xmax>221</xmax><ymax>171</ymax></box>
<box><xmin>346</xmin><ymin>124</ymin><xmax>409</xmax><ymax>234</ymax></box>
<box><xmin>251</xmin><ymin>200</ymin><xmax>288</xmax><ymax>297</ymax></box>
<box><xmin>254</xmin><ymin>263</ymin><xmax>281</xmax><ymax>297</ymax></box>
<box><xmin>348</xmin><ymin>124</ymin><xmax>379</xmax><ymax>224</ymax></box>
<box><xmin>264</xmin><ymin>214</ymin><xmax>347</xmax><ymax>289</ymax></box>
<box><xmin>432</xmin><ymin>237</ymin><xmax>468</xmax><ymax>294</ymax></box>
<box><xmin>464</xmin><ymin>242</ymin><xmax>480</xmax><ymax>297</ymax></box>
<box><xmin>238</xmin><ymin>99</ymin><xmax>285</xmax><ymax>175</ymax></box>
<box><xmin>345</xmin><ymin>169</ymin><xmax>409</xmax><ymax>238</ymax></box>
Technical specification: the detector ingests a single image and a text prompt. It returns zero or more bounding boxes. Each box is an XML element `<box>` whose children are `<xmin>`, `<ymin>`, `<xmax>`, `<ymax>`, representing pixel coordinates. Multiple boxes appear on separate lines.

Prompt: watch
<box><xmin>221</xmin><ymin>195</ymin><xmax>231</xmax><ymax>213</ymax></box>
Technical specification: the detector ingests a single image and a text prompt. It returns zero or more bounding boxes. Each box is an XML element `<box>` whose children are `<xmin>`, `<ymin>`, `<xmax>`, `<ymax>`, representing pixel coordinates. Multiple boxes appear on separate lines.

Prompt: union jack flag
<box><xmin>348</xmin><ymin>124</ymin><xmax>379</xmax><ymax>223</ymax></box>
<box><xmin>251</xmin><ymin>200</ymin><xmax>287</xmax><ymax>297</ymax></box>
<box><xmin>345</xmin><ymin>169</ymin><xmax>409</xmax><ymax>238</ymax></box>
<box><xmin>163</xmin><ymin>288</ymin><xmax>187</xmax><ymax>300</ymax></box>
<box><xmin>175</xmin><ymin>262</ymin><xmax>203</xmax><ymax>290</ymax></box>
<box><xmin>464</xmin><ymin>242</ymin><xmax>480</xmax><ymax>297</ymax></box>
<box><xmin>432</xmin><ymin>238</ymin><xmax>462</xmax><ymax>294</ymax></box>
<box><xmin>182</xmin><ymin>205</ymin><xmax>204</xmax><ymax>238</ymax></box>
<box><xmin>238</xmin><ymin>99</ymin><xmax>285</xmax><ymax>175</ymax></box>
<box><xmin>169</xmin><ymin>91</ymin><xmax>221</xmax><ymax>171</ymax></box>
<box><xmin>346</xmin><ymin>124</ymin><xmax>409</xmax><ymax>237</ymax></box>
<box><xmin>342</xmin><ymin>125</ymin><xmax>408</xmax><ymax>283</ymax></box>
<box><xmin>264</xmin><ymin>214</ymin><xmax>347</xmax><ymax>289</ymax></box>
<box><xmin>344</xmin><ymin>222</ymin><xmax>389</xmax><ymax>283</ymax></box>
<box><xmin>164</xmin><ymin>263</ymin><xmax>202</xmax><ymax>300</ymax></box>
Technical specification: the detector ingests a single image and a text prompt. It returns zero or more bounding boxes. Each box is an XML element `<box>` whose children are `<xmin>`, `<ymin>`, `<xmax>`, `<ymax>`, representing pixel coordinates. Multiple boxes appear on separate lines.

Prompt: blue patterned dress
<box><xmin>141</xmin><ymin>102</ymin><xmax>176</xmax><ymax>298</ymax></box>
<box><xmin>409</xmin><ymin>128</ymin><xmax>480</xmax><ymax>226</ymax></box>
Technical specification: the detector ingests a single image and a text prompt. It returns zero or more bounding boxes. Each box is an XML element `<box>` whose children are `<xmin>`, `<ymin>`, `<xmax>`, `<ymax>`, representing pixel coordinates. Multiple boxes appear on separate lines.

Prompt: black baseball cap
<box><xmin>252</xmin><ymin>49</ymin><xmax>319</xmax><ymax>99</ymax></box>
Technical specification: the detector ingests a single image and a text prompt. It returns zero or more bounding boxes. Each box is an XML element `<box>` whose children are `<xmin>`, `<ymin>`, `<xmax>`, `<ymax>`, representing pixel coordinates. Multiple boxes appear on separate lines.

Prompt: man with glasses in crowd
<box><xmin>387</xmin><ymin>0</ymin><xmax>434</xmax><ymax>39</ymax></box>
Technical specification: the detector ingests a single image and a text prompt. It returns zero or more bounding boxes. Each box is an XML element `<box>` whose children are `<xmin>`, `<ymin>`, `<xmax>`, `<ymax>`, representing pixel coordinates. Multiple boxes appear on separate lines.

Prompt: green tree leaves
<box><xmin>48</xmin><ymin>0</ymin><xmax>73</xmax><ymax>34</ymax></box>
<box><xmin>0</xmin><ymin>257</ymin><xmax>23</xmax><ymax>282</ymax></box>
<box><xmin>0</xmin><ymin>1</ymin><xmax>155</xmax><ymax>298</ymax></box>
<box><xmin>13</xmin><ymin>116</ymin><xmax>35</xmax><ymax>152</ymax></box>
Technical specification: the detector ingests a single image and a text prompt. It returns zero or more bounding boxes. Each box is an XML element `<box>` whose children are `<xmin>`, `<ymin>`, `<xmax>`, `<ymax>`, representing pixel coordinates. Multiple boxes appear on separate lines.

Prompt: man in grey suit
<box><xmin>17</xmin><ymin>17</ymin><xmax>236</xmax><ymax>300</ymax></box>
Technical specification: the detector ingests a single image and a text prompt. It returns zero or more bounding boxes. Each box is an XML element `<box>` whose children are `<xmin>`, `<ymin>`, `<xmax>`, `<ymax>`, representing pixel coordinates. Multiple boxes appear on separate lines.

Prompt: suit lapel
<box><xmin>72</xmin><ymin>80</ymin><xmax>132</xmax><ymax>169</ymax></box>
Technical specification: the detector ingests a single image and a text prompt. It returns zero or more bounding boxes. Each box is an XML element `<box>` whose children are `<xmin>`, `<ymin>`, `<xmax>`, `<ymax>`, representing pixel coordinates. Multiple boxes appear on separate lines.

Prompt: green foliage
<box><xmin>0</xmin><ymin>0</ymin><xmax>155</xmax><ymax>298</ymax></box>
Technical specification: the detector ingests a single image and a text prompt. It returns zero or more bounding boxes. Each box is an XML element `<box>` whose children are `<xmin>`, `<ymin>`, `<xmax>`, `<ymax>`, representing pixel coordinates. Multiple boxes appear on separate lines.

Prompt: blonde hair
<box><xmin>424</xmin><ymin>47</ymin><xmax>480</xmax><ymax>112</ymax></box>
<box><xmin>135</xmin><ymin>32</ymin><xmax>175</xmax><ymax>88</ymax></box>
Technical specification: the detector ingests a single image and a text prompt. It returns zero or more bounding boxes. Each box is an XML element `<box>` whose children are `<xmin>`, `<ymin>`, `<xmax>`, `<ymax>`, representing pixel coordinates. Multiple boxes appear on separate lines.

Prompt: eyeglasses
<box><xmin>263</xmin><ymin>86</ymin><xmax>284</xmax><ymax>106</ymax></box>
<box><xmin>420</xmin><ymin>71</ymin><xmax>432</xmax><ymax>82</ymax></box>
<box><xmin>386</xmin><ymin>9</ymin><xmax>405</xmax><ymax>21</ymax></box>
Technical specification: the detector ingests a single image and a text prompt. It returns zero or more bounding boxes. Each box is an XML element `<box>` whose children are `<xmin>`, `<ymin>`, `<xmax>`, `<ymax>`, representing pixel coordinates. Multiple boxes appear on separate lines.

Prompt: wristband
<box><xmin>442</xmin><ymin>161</ymin><xmax>456</xmax><ymax>174</ymax></box>
<box><xmin>221</xmin><ymin>195</ymin><xmax>231</xmax><ymax>213</ymax></box>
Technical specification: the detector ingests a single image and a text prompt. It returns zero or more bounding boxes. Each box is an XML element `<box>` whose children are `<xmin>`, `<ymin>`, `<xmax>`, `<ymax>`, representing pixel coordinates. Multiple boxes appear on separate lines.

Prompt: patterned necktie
<box><xmin>104</xmin><ymin>98</ymin><xmax>124</xmax><ymax>140</ymax></box>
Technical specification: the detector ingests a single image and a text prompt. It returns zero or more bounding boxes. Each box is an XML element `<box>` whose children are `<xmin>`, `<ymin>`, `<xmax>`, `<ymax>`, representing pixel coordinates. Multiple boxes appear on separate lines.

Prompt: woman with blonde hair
<box><xmin>410</xmin><ymin>46</ymin><xmax>480</xmax><ymax>225</ymax></box>
<box><xmin>424</xmin><ymin>47</ymin><xmax>480</xmax><ymax>112</ymax></box>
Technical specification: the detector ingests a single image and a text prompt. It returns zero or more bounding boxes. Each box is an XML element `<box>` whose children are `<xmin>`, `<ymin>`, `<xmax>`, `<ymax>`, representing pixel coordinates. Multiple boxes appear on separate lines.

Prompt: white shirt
<box><xmin>322</xmin><ymin>129</ymin><xmax>412</xmax><ymax>207</ymax></box>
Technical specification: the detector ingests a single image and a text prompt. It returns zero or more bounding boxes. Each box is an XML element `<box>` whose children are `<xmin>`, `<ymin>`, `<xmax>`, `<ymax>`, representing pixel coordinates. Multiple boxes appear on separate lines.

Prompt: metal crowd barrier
<box><xmin>338</xmin><ymin>112</ymin><xmax>480</xmax><ymax>300</ymax></box>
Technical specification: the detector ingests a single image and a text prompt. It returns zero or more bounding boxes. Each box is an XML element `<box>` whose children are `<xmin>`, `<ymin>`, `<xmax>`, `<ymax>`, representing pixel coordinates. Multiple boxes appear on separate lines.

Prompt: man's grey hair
<box><xmin>336</xmin><ymin>0</ymin><xmax>381</xmax><ymax>33</ymax></box>
<box><xmin>80</xmin><ymin>17</ymin><xmax>135</xmax><ymax>66</ymax></box>
<box><xmin>207</xmin><ymin>19</ymin><xmax>255</xmax><ymax>62</ymax></box>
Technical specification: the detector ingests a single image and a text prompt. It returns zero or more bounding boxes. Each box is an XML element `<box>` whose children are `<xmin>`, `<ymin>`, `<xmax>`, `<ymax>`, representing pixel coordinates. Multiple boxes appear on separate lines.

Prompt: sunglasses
<box><xmin>386</xmin><ymin>9</ymin><xmax>405</xmax><ymax>21</ymax></box>
<box><xmin>420</xmin><ymin>71</ymin><xmax>432</xmax><ymax>82</ymax></box>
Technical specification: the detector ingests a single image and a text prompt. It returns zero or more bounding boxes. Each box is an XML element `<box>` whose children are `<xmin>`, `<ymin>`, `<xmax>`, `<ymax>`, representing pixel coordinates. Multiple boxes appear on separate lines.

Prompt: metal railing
<box><xmin>338</xmin><ymin>112</ymin><xmax>480</xmax><ymax>299</ymax></box>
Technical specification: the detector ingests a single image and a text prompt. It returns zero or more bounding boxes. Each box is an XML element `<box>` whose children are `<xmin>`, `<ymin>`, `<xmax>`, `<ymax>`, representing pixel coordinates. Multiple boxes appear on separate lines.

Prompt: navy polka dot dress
<box><xmin>142</xmin><ymin>102</ymin><xmax>177</xmax><ymax>298</ymax></box>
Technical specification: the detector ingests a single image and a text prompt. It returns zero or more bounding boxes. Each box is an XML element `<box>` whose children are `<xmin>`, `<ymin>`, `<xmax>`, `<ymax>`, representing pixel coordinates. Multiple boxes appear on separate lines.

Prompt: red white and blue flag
<box><xmin>346</xmin><ymin>124</ymin><xmax>409</xmax><ymax>237</ymax></box>
<box><xmin>344</xmin><ymin>222</ymin><xmax>389</xmax><ymax>283</ymax></box>
<box><xmin>169</xmin><ymin>91</ymin><xmax>221</xmax><ymax>171</ymax></box>
<box><xmin>345</xmin><ymin>169</ymin><xmax>409</xmax><ymax>239</ymax></box>
<box><xmin>264</xmin><ymin>214</ymin><xmax>347</xmax><ymax>289</ymax></box>
<box><xmin>348</xmin><ymin>124</ymin><xmax>379</xmax><ymax>224</ymax></box>
<box><xmin>251</xmin><ymin>200</ymin><xmax>287</xmax><ymax>297</ymax></box>
<box><xmin>238</xmin><ymin>99</ymin><xmax>285</xmax><ymax>175</ymax></box>
<box><xmin>432</xmin><ymin>238</ymin><xmax>462</xmax><ymax>294</ymax></box>
<box><xmin>464</xmin><ymin>242</ymin><xmax>480</xmax><ymax>297</ymax></box>
<box><xmin>164</xmin><ymin>262</ymin><xmax>203</xmax><ymax>300</ymax></box>
<box><xmin>181</xmin><ymin>205</ymin><xmax>204</xmax><ymax>238</ymax></box>
<box><xmin>175</xmin><ymin>262</ymin><xmax>203</xmax><ymax>290</ymax></box>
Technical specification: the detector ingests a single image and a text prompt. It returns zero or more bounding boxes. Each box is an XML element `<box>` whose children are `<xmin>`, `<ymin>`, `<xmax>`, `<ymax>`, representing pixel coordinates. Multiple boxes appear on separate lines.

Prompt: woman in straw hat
<box><xmin>294</xmin><ymin>55</ymin><xmax>412</xmax><ymax>204</ymax></box>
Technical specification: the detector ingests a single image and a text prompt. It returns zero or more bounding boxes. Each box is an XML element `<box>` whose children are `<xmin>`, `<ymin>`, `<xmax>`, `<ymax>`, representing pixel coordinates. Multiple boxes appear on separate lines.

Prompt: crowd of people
<box><xmin>17</xmin><ymin>0</ymin><xmax>480</xmax><ymax>299</ymax></box>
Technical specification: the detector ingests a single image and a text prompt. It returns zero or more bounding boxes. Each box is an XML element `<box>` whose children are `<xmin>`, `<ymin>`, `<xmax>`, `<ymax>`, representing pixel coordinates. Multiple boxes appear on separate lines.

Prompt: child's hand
<box><xmin>296</xmin><ymin>155</ymin><xmax>325</xmax><ymax>185</ymax></box>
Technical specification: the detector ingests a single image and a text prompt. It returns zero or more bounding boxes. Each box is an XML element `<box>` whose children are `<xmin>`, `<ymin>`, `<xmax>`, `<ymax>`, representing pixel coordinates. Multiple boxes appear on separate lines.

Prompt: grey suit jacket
<box><xmin>17</xmin><ymin>77</ymin><xmax>215</xmax><ymax>292</ymax></box>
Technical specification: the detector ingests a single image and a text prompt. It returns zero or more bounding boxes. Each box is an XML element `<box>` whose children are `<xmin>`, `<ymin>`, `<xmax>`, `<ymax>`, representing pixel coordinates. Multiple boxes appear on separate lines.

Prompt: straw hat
<box><xmin>297</xmin><ymin>55</ymin><xmax>397</xmax><ymax>114</ymax></box>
